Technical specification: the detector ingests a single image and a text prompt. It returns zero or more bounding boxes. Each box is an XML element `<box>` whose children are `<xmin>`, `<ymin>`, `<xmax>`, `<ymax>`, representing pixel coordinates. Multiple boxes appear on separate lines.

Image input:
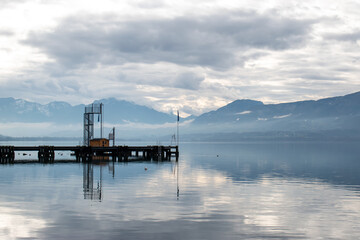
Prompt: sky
<box><xmin>0</xmin><ymin>0</ymin><xmax>359</xmax><ymax>116</ymax></box>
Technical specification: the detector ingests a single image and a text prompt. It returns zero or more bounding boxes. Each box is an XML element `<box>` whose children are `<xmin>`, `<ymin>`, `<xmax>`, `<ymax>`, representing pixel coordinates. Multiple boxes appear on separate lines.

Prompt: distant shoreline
<box><xmin>2</xmin><ymin>133</ymin><xmax>360</xmax><ymax>143</ymax></box>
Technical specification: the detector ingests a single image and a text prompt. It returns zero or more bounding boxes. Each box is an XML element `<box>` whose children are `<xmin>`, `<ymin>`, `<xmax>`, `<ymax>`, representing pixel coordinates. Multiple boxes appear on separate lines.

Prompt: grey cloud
<box><xmin>173</xmin><ymin>72</ymin><xmax>204</xmax><ymax>90</ymax></box>
<box><xmin>0</xmin><ymin>0</ymin><xmax>27</xmax><ymax>8</ymax></box>
<box><xmin>24</xmin><ymin>10</ymin><xmax>316</xmax><ymax>70</ymax></box>
<box><xmin>133</xmin><ymin>0</ymin><xmax>165</xmax><ymax>9</ymax></box>
<box><xmin>298</xmin><ymin>74</ymin><xmax>343</xmax><ymax>81</ymax></box>
<box><xmin>0</xmin><ymin>73</ymin><xmax>82</xmax><ymax>104</ymax></box>
<box><xmin>326</xmin><ymin>31</ymin><xmax>360</xmax><ymax>42</ymax></box>
<box><xmin>0</xmin><ymin>30</ymin><xmax>14</xmax><ymax>36</ymax></box>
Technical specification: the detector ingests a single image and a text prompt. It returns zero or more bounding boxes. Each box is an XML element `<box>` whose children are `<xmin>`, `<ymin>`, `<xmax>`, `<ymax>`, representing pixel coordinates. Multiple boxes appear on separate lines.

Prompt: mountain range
<box><xmin>0</xmin><ymin>97</ymin><xmax>176</xmax><ymax>124</ymax></box>
<box><xmin>185</xmin><ymin>91</ymin><xmax>360</xmax><ymax>140</ymax></box>
<box><xmin>194</xmin><ymin>92</ymin><xmax>360</xmax><ymax>124</ymax></box>
<box><xmin>1</xmin><ymin>92</ymin><xmax>360</xmax><ymax>140</ymax></box>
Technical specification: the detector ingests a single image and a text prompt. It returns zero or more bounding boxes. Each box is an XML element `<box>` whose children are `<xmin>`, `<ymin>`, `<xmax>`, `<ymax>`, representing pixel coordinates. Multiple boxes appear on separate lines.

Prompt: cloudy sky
<box><xmin>0</xmin><ymin>0</ymin><xmax>359</xmax><ymax>116</ymax></box>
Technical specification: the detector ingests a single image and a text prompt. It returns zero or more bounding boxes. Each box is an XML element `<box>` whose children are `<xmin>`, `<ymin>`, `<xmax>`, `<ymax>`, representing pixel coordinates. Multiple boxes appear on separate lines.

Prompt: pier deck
<box><xmin>0</xmin><ymin>145</ymin><xmax>179</xmax><ymax>163</ymax></box>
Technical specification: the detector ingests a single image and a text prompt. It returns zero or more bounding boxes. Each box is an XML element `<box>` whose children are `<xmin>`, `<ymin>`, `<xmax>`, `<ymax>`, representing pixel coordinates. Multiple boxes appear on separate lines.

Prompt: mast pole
<box><xmin>100</xmin><ymin>103</ymin><xmax>103</xmax><ymax>138</ymax></box>
<box><xmin>177</xmin><ymin>110</ymin><xmax>179</xmax><ymax>147</ymax></box>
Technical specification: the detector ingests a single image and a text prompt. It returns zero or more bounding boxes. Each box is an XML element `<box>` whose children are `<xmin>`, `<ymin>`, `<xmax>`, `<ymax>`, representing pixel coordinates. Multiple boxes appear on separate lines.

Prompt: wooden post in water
<box><xmin>0</xmin><ymin>146</ymin><xmax>15</xmax><ymax>164</ymax></box>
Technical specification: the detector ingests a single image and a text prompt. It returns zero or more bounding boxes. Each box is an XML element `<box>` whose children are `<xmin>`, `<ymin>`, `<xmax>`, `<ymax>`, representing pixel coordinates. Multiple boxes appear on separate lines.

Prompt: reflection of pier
<box><xmin>0</xmin><ymin>145</ymin><xmax>179</xmax><ymax>164</ymax></box>
<box><xmin>0</xmin><ymin>158</ymin><xmax>179</xmax><ymax>201</ymax></box>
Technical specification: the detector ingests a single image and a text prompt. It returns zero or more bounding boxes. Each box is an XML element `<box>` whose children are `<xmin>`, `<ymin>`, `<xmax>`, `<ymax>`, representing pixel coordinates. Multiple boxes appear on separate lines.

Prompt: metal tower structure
<box><xmin>83</xmin><ymin>103</ymin><xmax>103</xmax><ymax>146</ymax></box>
<box><xmin>109</xmin><ymin>127</ymin><xmax>115</xmax><ymax>146</ymax></box>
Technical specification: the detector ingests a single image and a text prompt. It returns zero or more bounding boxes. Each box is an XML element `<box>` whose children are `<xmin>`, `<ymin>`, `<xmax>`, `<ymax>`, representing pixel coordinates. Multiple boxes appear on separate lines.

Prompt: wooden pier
<box><xmin>0</xmin><ymin>145</ymin><xmax>179</xmax><ymax>164</ymax></box>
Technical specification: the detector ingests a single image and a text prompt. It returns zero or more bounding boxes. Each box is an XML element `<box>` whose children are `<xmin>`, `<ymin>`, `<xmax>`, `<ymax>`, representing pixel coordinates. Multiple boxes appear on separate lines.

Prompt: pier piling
<box><xmin>0</xmin><ymin>146</ymin><xmax>15</xmax><ymax>164</ymax></box>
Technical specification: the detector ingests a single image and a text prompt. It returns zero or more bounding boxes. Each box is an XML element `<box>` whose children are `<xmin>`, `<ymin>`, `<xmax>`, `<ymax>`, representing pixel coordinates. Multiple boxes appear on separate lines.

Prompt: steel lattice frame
<box><xmin>83</xmin><ymin>103</ymin><xmax>103</xmax><ymax>146</ymax></box>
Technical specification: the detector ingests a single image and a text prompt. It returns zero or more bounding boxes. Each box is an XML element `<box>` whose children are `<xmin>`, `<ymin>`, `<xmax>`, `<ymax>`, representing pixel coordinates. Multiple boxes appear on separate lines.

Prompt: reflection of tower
<box><xmin>83</xmin><ymin>164</ymin><xmax>102</xmax><ymax>201</ymax></box>
<box><xmin>109</xmin><ymin>161</ymin><xmax>115</xmax><ymax>178</ymax></box>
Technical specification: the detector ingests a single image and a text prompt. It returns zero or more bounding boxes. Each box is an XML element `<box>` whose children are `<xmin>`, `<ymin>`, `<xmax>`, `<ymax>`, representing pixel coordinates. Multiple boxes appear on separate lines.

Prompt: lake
<box><xmin>1</xmin><ymin>141</ymin><xmax>360</xmax><ymax>239</ymax></box>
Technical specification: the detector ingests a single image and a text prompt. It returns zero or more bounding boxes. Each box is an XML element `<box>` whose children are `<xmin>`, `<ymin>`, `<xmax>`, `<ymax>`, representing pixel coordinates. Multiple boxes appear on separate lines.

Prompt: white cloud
<box><xmin>236</xmin><ymin>111</ymin><xmax>252</xmax><ymax>115</ymax></box>
<box><xmin>0</xmin><ymin>0</ymin><xmax>359</xmax><ymax>117</ymax></box>
<box><xmin>273</xmin><ymin>114</ymin><xmax>291</xmax><ymax>119</ymax></box>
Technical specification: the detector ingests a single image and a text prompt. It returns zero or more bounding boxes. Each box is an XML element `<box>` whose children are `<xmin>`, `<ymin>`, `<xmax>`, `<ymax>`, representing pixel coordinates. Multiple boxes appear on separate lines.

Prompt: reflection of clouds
<box><xmin>1</xmin><ymin>160</ymin><xmax>360</xmax><ymax>239</ymax></box>
<box><xmin>95</xmin><ymin>162</ymin><xmax>360</xmax><ymax>239</ymax></box>
<box><xmin>131</xmin><ymin>163</ymin><xmax>360</xmax><ymax>239</ymax></box>
<box><xmin>244</xmin><ymin>215</ymin><xmax>280</xmax><ymax>228</ymax></box>
<box><xmin>188</xmin><ymin>169</ymin><xmax>227</xmax><ymax>186</ymax></box>
<box><xmin>0</xmin><ymin>207</ymin><xmax>46</xmax><ymax>239</ymax></box>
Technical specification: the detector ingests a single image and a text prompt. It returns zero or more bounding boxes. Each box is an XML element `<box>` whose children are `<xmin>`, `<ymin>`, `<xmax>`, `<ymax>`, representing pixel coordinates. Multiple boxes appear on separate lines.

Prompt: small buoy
<box><xmin>144</xmin><ymin>167</ymin><xmax>148</xmax><ymax>171</ymax></box>
<box><xmin>217</xmin><ymin>155</ymin><xmax>219</xmax><ymax>157</ymax></box>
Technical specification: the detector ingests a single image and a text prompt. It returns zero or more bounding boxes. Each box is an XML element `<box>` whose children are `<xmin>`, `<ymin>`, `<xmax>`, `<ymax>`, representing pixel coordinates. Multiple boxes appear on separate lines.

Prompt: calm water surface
<box><xmin>1</xmin><ymin>141</ymin><xmax>360</xmax><ymax>239</ymax></box>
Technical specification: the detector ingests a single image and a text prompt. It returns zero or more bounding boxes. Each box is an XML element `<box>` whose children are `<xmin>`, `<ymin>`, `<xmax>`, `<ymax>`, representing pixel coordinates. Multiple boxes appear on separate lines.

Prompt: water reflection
<box><xmin>83</xmin><ymin>163</ymin><xmax>103</xmax><ymax>201</ymax></box>
<box><xmin>0</xmin><ymin>142</ymin><xmax>360</xmax><ymax>239</ymax></box>
<box><xmin>82</xmin><ymin>161</ymin><xmax>179</xmax><ymax>201</ymax></box>
<box><xmin>183</xmin><ymin>142</ymin><xmax>360</xmax><ymax>188</ymax></box>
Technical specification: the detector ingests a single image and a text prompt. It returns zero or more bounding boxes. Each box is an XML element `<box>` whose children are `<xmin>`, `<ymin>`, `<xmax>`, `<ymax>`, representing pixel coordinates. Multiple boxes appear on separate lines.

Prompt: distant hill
<box><xmin>183</xmin><ymin>91</ymin><xmax>360</xmax><ymax>140</ymax></box>
<box><xmin>0</xmin><ymin>97</ymin><xmax>83</xmax><ymax>123</ymax></box>
<box><xmin>1</xmin><ymin>92</ymin><xmax>360</xmax><ymax>140</ymax></box>
<box><xmin>0</xmin><ymin>97</ymin><xmax>177</xmax><ymax>124</ymax></box>
<box><xmin>193</xmin><ymin>92</ymin><xmax>360</xmax><ymax>125</ymax></box>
